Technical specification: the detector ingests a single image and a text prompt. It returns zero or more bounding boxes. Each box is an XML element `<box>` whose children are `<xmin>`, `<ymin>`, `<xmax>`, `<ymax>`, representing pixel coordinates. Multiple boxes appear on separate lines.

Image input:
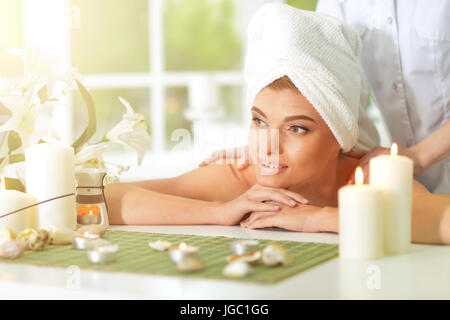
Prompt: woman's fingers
<box><xmin>346</xmin><ymin>149</ymin><xmax>368</xmax><ymax>159</ymax></box>
<box><xmin>245</xmin><ymin>201</ymin><xmax>281</xmax><ymax>213</ymax></box>
<box><xmin>248</xmin><ymin>190</ymin><xmax>298</xmax><ymax>207</ymax></box>
<box><xmin>280</xmin><ymin>189</ymin><xmax>309</xmax><ymax>204</ymax></box>
<box><xmin>241</xmin><ymin>211</ymin><xmax>277</xmax><ymax>227</ymax></box>
<box><xmin>236</xmin><ymin>154</ymin><xmax>250</xmax><ymax>169</ymax></box>
<box><xmin>249</xmin><ymin>187</ymin><xmax>308</xmax><ymax>206</ymax></box>
<box><xmin>242</xmin><ymin>213</ymin><xmax>278</xmax><ymax>230</ymax></box>
<box><xmin>199</xmin><ymin>146</ymin><xmax>250</xmax><ymax>168</ymax></box>
<box><xmin>236</xmin><ymin>146</ymin><xmax>250</xmax><ymax>170</ymax></box>
<box><xmin>199</xmin><ymin>150</ymin><xmax>226</xmax><ymax>166</ymax></box>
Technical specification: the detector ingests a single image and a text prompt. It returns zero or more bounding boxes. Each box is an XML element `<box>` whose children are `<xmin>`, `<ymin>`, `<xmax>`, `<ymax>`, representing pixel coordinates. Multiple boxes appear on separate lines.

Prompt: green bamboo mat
<box><xmin>0</xmin><ymin>230</ymin><xmax>338</xmax><ymax>284</ymax></box>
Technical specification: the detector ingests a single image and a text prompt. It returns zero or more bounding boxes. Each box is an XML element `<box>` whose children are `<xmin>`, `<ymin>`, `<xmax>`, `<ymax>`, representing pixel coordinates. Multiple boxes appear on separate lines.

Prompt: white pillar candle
<box><xmin>369</xmin><ymin>143</ymin><xmax>413</xmax><ymax>255</ymax></box>
<box><xmin>25</xmin><ymin>142</ymin><xmax>77</xmax><ymax>230</ymax></box>
<box><xmin>339</xmin><ymin>167</ymin><xmax>384</xmax><ymax>260</ymax></box>
<box><xmin>0</xmin><ymin>189</ymin><xmax>37</xmax><ymax>233</ymax></box>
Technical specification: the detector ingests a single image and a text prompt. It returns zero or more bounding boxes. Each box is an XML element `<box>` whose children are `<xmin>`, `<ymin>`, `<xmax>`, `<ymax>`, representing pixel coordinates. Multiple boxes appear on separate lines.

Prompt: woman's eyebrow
<box><xmin>251</xmin><ymin>106</ymin><xmax>316</xmax><ymax>123</ymax></box>
<box><xmin>284</xmin><ymin>115</ymin><xmax>316</xmax><ymax>123</ymax></box>
<box><xmin>251</xmin><ymin>106</ymin><xmax>267</xmax><ymax>118</ymax></box>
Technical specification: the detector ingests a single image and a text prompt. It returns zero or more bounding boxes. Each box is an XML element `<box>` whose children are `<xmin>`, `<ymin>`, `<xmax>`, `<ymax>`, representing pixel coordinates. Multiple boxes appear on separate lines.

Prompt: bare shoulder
<box><xmin>180</xmin><ymin>163</ymin><xmax>253</xmax><ymax>201</ymax></box>
<box><xmin>131</xmin><ymin>163</ymin><xmax>251</xmax><ymax>202</ymax></box>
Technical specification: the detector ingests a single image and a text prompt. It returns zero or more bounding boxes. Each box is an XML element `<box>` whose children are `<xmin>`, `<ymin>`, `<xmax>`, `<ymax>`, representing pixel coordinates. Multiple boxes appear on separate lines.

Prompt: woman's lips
<box><xmin>258</xmin><ymin>160</ymin><xmax>288</xmax><ymax>175</ymax></box>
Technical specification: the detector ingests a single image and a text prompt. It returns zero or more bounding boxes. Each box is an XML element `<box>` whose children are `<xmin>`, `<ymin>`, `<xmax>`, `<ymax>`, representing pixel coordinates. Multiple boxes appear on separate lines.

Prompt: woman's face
<box><xmin>249</xmin><ymin>86</ymin><xmax>340</xmax><ymax>189</ymax></box>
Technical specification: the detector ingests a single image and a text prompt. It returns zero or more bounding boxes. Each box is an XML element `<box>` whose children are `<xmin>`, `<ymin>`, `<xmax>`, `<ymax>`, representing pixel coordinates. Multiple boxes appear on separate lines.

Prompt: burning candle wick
<box><xmin>355</xmin><ymin>167</ymin><xmax>364</xmax><ymax>185</ymax></box>
<box><xmin>391</xmin><ymin>142</ymin><xmax>398</xmax><ymax>156</ymax></box>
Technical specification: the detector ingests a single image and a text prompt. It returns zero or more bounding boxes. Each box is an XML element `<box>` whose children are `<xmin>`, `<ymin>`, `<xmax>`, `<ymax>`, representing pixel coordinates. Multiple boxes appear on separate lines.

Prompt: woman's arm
<box><xmin>105</xmin><ymin>164</ymin><xmax>306</xmax><ymax>226</ymax></box>
<box><xmin>105</xmin><ymin>182</ymin><xmax>223</xmax><ymax>225</ymax></box>
<box><xmin>105</xmin><ymin>164</ymin><xmax>243</xmax><ymax>225</ymax></box>
<box><xmin>411</xmin><ymin>191</ymin><xmax>450</xmax><ymax>245</ymax></box>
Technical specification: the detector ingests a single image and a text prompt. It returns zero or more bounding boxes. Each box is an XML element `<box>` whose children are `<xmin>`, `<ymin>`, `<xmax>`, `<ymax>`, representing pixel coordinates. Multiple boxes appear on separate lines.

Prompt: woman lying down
<box><xmin>105</xmin><ymin>4</ymin><xmax>450</xmax><ymax>245</ymax></box>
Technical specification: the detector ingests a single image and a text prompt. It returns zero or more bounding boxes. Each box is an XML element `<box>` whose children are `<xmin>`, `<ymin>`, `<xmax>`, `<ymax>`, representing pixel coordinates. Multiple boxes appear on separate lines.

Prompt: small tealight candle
<box><xmin>77</xmin><ymin>208</ymin><xmax>102</xmax><ymax>225</ymax></box>
<box><xmin>86</xmin><ymin>244</ymin><xmax>118</xmax><ymax>264</ymax></box>
<box><xmin>230</xmin><ymin>240</ymin><xmax>259</xmax><ymax>255</ymax></box>
<box><xmin>168</xmin><ymin>242</ymin><xmax>199</xmax><ymax>262</ymax></box>
<box><xmin>72</xmin><ymin>232</ymin><xmax>100</xmax><ymax>250</ymax></box>
<box><xmin>78</xmin><ymin>205</ymin><xmax>101</xmax><ymax>216</ymax></box>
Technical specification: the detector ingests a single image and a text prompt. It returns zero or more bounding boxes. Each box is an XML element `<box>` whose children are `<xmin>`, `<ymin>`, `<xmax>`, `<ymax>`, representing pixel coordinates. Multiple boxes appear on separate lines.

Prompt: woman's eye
<box><xmin>290</xmin><ymin>125</ymin><xmax>308</xmax><ymax>134</ymax></box>
<box><xmin>252</xmin><ymin>118</ymin><xmax>266</xmax><ymax>127</ymax></box>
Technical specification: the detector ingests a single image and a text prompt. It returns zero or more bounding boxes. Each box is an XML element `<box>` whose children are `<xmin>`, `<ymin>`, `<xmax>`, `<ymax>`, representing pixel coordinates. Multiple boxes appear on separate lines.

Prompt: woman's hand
<box><xmin>346</xmin><ymin>146</ymin><xmax>424</xmax><ymax>184</ymax></box>
<box><xmin>213</xmin><ymin>184</ymin><xmax>309</xmax><ymax>226</ymax></box>
<box><xmin>199</xmin><ymin>145</ymin><xmax>250</xmax><ymax>170</ymax></box>
<box><xmin>240</xmin><ymin>205</ymin><xmax>338</xmax><ymax>233</ymax></box>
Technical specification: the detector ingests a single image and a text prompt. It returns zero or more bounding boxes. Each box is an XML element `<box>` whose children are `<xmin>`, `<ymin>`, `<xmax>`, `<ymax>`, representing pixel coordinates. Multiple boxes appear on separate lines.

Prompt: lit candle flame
<box><xmin>179</xmin><ymin>242</ymin><xmax>187</xmax><ymax>250</ymax></box>
<box><xmin>355</xmin><ymin>167</ymin><xmax>364</xmax><ymax>185</ymax></box>
<box><xmin>89</xmin><ymin>210</ymin><xmax>93</xmax><ymax>216</ymax></box>
<box><xmin>391</xmin><ymin>143</ymin><xmax>398</xmax><ymax>156</ymax></box>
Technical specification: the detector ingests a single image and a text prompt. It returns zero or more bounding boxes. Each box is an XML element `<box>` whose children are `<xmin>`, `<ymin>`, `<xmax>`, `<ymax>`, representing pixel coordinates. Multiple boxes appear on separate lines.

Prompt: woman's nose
<box><xmin>261</xmin><ymin>128</ymin><xmax>283</xmax><ymax>156</ymax></box>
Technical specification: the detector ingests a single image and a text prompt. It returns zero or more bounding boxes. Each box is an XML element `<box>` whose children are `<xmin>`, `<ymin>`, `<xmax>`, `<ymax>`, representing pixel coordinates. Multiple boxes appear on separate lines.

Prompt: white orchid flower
<box><xmin>104</xmin><ymin>174</ymin><xmax>120</xmax><ymax>185</ymax></box>
<box><xmin>75</xmin><ymin>142</ymin><xmax>107</xmax><ymax>165</ymax></box>
<box><xmin>7</xmin><ymin>48</ymin><xmax>78</xmax><ymax>99</ymax></box>
<box><xmin>0</xmin><ymin>86</ymin><xmax>57</xmax><ymax>149</ymax></box>
<box><xmin>106</xmin><ymin>97</ymin><xmax>150</xmax><ymax>165</ymax></box>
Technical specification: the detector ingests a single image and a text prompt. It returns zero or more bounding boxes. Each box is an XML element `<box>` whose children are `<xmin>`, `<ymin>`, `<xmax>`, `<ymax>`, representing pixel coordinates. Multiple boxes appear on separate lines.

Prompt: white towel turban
<box><xmin>245</xmin><ymin>3</ymin><xmax>379</xmax><ymax>152</ymax></box>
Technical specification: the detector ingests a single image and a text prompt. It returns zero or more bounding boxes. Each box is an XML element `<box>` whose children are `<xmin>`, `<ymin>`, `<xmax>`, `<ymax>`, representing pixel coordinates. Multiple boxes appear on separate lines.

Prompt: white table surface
<box><xmin>0</xmin><ymin>225</ymin><xmax>449</xmax><ymax>300</ymax></box>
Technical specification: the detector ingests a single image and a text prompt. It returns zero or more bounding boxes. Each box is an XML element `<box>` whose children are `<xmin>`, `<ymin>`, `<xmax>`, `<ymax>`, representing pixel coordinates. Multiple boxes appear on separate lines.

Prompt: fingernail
<box><xmin>273</xmin><ymin>205</ymin><xmax>280</xmax><ymax>210</ymax></box>
<box><xmin>289</xmin><ymin>200</ymin><xmax>297</xmax><ymax>207</ymax></box>
<box><xmin>301</xmin><ymin>197</ymin><xmax>309</xmax><ymax>204</ymax></box>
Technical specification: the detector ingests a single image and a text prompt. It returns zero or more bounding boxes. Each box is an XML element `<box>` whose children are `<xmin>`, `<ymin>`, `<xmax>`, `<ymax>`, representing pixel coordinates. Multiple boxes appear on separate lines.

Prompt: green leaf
<box><xmin>0</xmin><ymin>153</ymin><xmax>24</xmax><ymax>165</ymax></box>
<box><xmin>7</xmin><ymin>131</ymin><xmax>22</xmax><ymax>153</ymax></box>
<box><xmin>0</xmin><ymin>132</ymin><xmax>8</xmax><ymax>150</ymax></box>
<box><xmin>72</xmin><ymin>79</ymin><xmax>97</xmax><ymax>153</ymax></box>
<box><xmin>37</xmin><ymin>84</ymin><xmax>48</xmax><ymax>103</ymax></box>
<box><xmin>5</xmin><ymin>177</ymin><xmax>25</xmax><ymax>192</ymax></box>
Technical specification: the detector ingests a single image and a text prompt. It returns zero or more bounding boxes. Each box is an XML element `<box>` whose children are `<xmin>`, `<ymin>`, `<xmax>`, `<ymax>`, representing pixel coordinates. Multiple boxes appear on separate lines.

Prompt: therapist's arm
<box><xmin>409</xmin><ymin>120</ymin><xmax>450</xmax><ymax>176</ymax></box>
<box><xmin>347</xmin><ymin>120</ymin><xmax>450</xmax><ymax>183</ymax></box>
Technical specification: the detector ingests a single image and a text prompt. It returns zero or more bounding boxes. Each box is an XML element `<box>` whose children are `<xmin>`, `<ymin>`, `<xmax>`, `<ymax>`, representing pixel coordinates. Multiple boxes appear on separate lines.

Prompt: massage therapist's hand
<box><xmin>213</xmin><ymin>184</ymin><xmax>309</xmax><ymax>226</ymax></box>
<box><xmin>240</xmin><ymin>205</ymin><xmax>338</xmax><ymax>233</ymax></box>
<box><xmin>199</xmin><ymin>145</ymin><xmax>250</xmax><ymax>170</ymax></box>
<box><xmin>346</xmin><ymin>146</ymin><xmax>423</xmax><ymax>184</ymax></box>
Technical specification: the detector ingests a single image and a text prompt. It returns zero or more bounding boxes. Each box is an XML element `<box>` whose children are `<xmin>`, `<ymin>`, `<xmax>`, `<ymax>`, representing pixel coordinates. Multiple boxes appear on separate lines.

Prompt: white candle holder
<box><xmin>72</xmin><ymin>233</ymin><xmax>100</xmax><ymax>250</ymax></box>
<box><xmin>230</xmin><ymin>240</ymin><xmax>259</xmax><ymax>255</ymax></box>
<box><xmin>86</xmin><ymin>244</ymin><xmax>118</xmax><ymax>264</ymax></box>
<box><xmin>75</xmin><ymin>168</ymin><xmax>109</xmax><ymax>227</ymax></box>
<box><xmin>77</xmin><ymin>215</ymin><xmax>102</xmax><ymax>225</ymax></box>
<box><xmin>168</xmin><ymin>243</ymin><xmax>199</xmax><ymax>262</ymax></box>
